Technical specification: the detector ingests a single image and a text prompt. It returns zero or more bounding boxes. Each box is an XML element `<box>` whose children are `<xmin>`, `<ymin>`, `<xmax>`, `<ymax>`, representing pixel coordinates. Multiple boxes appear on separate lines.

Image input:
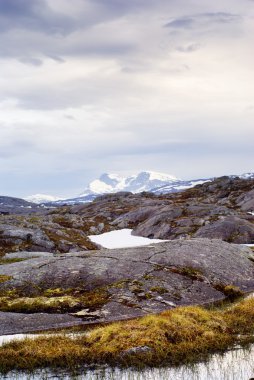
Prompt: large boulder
<box><xmin>194</xmin><ymin>217</ymin><xmax>254</xmax><ymax>243</ymax></box>
<box><xmin>236</xmin><ymin>189</ymin><xmax>254</xmax><ymax>212</ymax></box>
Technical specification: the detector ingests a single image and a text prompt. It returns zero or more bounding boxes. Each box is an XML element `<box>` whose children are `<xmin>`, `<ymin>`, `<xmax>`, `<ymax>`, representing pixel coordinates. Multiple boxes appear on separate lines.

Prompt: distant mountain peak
<box><xmin>80</xmin><ymin>171</ymin><xmax>179</xmax><ymax>196</ymax></box>
<box><xmin>23</xmin><ymin>171</ymin><xmax>254</xmax><ymax>206</ymax></box>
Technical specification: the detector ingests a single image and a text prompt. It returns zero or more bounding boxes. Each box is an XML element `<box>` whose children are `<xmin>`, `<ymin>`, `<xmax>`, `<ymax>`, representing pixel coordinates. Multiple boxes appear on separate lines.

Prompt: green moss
<box><xmin>0</xmin><ymin>258</ymin><xmax>28</xmax><ymax>265</ymax></box>
<box><xmin>42</xmin><ymin>288</ymin><xmax>73</xmax><ymax>297</ymax></box>
<box><xmin>170</xmin><ymin>266</ymin><xmax>204</xmax><ymax>281</ymax></box>
<box><xmin>150</xmin><ymin>286</ymin><xmax>168</xmax><ymax>294</ymax></box>
<box><xmin>0</xmin><ymin>275</ymin><xmax>12</xmax><ymax>284</ymax></box>
<box><xmin>27</xmin><ymin>216</ymin><xmax>40</xmax><ymax>224</ymax></box>
<box><xmin>0</xmin><ymin>287</ymin><xmax>109</xmax><ymax>314</ymax></box>
<box><xmin>143</xmin><ymin>274</ymin><xmax>153</xmax><ymax>280</ymax></box>
<box><xmin>108</xmin><ymin>280</ymin><xmax>129</xmax><ymax>289</ymax></box>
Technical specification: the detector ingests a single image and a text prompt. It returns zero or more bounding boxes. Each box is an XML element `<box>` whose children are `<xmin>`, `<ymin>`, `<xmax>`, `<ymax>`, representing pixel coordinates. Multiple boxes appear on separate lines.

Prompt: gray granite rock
<box><xmin>0</xmin><ymin>239</ymin><xmax>254</xmax><ymax>334</ymax></box>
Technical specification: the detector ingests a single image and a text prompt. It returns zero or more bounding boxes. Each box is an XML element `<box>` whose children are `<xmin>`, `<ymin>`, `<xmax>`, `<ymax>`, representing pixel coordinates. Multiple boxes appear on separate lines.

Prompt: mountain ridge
<box><xmin>24</xmin><ymin>170</ymin><xmax>254</xmax><ymax>205</ymax></box>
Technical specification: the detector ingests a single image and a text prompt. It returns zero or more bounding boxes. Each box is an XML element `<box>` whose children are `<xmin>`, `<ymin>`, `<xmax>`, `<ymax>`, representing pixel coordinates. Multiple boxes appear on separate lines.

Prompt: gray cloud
<box><xmin>0</xmin><ymin>0</ymin><xmax>74</xmax><ymax>34</ymax></box>
<box><xmin>166</xmin><ymin>18</ymin><xmax>194</xmax><ymax>29</ymax></box>
<box><xmin>165</xmin><ymin>12</ymin><xmax>241</xmax><ymax>29</ymax></box>
<box><xmin>18</xmin><ymin>57</ymin><xmax>43</xmax><ymax>66</ymax></box>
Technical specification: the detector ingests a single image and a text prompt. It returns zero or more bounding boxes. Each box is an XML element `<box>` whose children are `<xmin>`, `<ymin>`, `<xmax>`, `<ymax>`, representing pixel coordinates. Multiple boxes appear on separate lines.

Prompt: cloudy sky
<box><xmin>0</xmin><ymin>0</ymin><xmax>253</xmax><ymax>197</ymax></box>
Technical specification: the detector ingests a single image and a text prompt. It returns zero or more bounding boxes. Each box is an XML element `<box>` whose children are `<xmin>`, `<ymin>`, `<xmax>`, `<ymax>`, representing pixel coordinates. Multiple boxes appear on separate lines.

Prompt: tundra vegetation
<box><xmin>1</xmin><ymin>297</ymin><xmax>254</xmax><ymax>373</ymax></box>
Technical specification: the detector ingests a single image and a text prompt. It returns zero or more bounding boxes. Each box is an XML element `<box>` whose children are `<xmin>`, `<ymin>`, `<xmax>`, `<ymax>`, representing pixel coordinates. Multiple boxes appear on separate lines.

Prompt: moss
<box><xmin>0</xmin><ymin>258</ymin><xmax>28</xmax><ymax>265</ymax></box>
<box><xmin>108</xmin><ymin>280</ymin><xmax>129</xmax><ymax>289</ymax></box>
<box><xmin>143</xmin><ymin>274</ymin><xmax>153</xmax><ymax>281</ymax></box>
<box><xmin>0</xmin><ymin>287</ymin><xmax>109</xmax><ymax>313</ymax></box>
<box><xmin>150</xmin><ymin>286</ymin><xmax>168</xmax><ymax>294</ymax></box>
<box><xmin>170</xmin><ymin>266</ymin><xmax>204</xmax><ymax>281</ymax></box>
<box><xmin>3</xmin><ymin>298</ymin><xmax>254</xmax><ymax>373</ymax></box>
<box><xmin>27</xmin><ymin>216</ymin><xmax>40</xmax><ymax>224</ymax></box>
<box><xmin>42</xmin><ymin>288</ymin><xmax>73</xmax><ymax>297</ymax></box>
<box><xmin>213</xmin><ymin>283</ymin><xmax>244</xmax><ymax>300</ymax></box>
<box><xmin>0</xmin><ymin>275</ymin><xmax>12</xmax><ymax>284</ymax></box>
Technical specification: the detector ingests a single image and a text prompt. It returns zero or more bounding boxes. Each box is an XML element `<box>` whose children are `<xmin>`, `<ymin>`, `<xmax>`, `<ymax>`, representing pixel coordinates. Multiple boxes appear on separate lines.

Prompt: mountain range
<box><xmin>24</xmin><ymin>170</ymin><xmax>254</xmax><ymax>206</ymax></box>
<box><xmin>25</xmin><ymin>171</ymin><xmax>211</xmax><ymax>205</ymax></box>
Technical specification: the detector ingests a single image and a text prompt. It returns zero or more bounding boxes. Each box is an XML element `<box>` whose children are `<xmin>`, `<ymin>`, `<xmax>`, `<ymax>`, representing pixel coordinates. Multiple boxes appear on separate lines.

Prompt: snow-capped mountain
<box><xmin>24</xmin><ymin>194</ymin><xmax>63</xmax><ymax>204</ymax></box>
<box><xmin>80</xmin><ymin>171</ymin><xmax>178</xmax><ymax>196</ymax></box>
<box><xmin>24</xmin><ymin>170</ymin><xmax>254</xmax><ymax>206</ymax></box>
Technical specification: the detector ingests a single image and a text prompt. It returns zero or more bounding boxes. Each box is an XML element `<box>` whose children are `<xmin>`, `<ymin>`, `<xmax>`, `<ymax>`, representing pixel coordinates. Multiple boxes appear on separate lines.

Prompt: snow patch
<box><xmin>88</xmin><ymin>229</ymin><xmax>167</xmax><ymax>249</ymax></box>
<box><xmin>147</xmin><ymin>171</ymin><xmax>177</xmax><ymax>182</ymax></box>
<box><xmin>24</xmin><ymin>194</ymin><xmax>63</xmax><ymax>204</ymax></box>
<box><xmin>89</xmin><ymin>180</ymin><xmax>113</xmax><ymax>194</ymax></box>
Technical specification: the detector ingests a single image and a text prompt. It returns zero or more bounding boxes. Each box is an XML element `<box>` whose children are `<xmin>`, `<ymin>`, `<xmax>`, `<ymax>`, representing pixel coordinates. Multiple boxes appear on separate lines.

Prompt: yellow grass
<box><xmin>1</xmin><ymin>297</ymin><xmax>254</xmax><ymax>373</ymax></box>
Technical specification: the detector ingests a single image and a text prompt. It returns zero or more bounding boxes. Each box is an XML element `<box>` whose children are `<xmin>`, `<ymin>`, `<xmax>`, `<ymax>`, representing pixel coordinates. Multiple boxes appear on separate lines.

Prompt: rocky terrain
<box><xmin>0</xmin><ymin>176</ymin><xmax>254</xmax><ymax>257</ymax></box>
<box><xmin>0</xmin><ymin>175</ymin><xmax>254</xmax><ymax>334</ymax></box>
<box><xmin>0</xmin><ymin>239</ymin><xmax>254</xmax><ymax>334</ymax></box>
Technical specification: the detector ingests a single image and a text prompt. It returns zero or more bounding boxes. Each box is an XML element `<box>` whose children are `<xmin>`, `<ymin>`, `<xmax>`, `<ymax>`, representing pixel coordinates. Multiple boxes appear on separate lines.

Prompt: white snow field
<box><xmin>88</xmin><ymin>228</ymin><xmax>167</xmax><ymax>249</ymax></box>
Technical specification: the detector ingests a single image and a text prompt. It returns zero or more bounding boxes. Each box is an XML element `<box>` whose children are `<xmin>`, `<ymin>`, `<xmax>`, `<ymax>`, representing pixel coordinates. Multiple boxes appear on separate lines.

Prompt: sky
<box><xmin>0</xmin><ymin>0</ymin><xmax>253</xmax><ymax>198</ymax></box>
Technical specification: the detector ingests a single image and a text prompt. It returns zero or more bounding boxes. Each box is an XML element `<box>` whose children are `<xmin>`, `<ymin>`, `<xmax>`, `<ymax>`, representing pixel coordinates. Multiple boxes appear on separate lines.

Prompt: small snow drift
<box><xmin>88</xmin><ymin>228</ymin><xmax>167</xmax><ymax>248</ymax></box>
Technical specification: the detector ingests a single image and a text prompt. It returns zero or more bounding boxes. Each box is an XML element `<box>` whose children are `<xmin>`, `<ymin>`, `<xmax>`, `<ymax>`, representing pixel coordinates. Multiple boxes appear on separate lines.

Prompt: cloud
<box><xmin>165</xmin><ymin>18</ymin><xmax>194</xmax><ymax>29</ymax></box>
<box><xmin>18</xmin><ymin>57</ymin><xmax>43</xmax><ymax>66</ymax></box>
<box><xmin>0</xmin><ymin>0</ymin><xmax>75</xmax><ymax>34</ymax></box>
<box><xmin>165</xmin><ymin>12</ymin><xmax>242</xmax><ymax>30</ymax></box>
<box><xmin>176</xmin><ymin>43</ymin><xmax>202</xmax><ymax>52</ymax></box>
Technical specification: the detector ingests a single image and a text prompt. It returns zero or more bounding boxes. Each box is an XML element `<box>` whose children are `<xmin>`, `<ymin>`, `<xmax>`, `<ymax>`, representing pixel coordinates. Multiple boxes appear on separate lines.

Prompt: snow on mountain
<box><xmin>80</xmin><ymin>171</ymin><xmax>178</xmax><ymax>196</ymax></box>
<box><xmin>239</xmin><ymin>172</ymin><xmax>254</xmax><ymax>179</ymax></box>
<box><xmin>24</xmin><ymin>194</ymin><xmax>63</xmax><ymax>204</ymax></box>
<box><xmin>23</xmin><ymin>171</ymin><xmax>254</xmax><ymax>206</ymax></box>
<box><xmin>151</xmin><ymin>178</ymin><xmax>212</xmax><ymax>194</ymax></box>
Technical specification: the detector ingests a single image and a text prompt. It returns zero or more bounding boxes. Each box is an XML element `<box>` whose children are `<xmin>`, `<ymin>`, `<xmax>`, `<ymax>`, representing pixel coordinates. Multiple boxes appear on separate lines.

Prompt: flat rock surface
<box><xmin>0</xmin><ymin>312</ymin><xmax>86</xmax><ymax>335</ymax></box>
<box><xmin>0</xmin><ymin>239</ymin><xmax>254</xmax><ymax>334</ymax></box>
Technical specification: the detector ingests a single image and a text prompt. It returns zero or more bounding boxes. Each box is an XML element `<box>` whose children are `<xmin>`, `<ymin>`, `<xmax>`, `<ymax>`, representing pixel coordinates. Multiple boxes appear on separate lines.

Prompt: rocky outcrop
<box><xmin>0</xmin><ymin>215</ymin><xmax>99</xmax><ymax>256</ymax></box>
<box><xmin>0</xmin><ymin>225</ymin><xmax>55</xmax><ymax>252</ymax></box>
<box><xmin>237</xmin><ymin>189</ymin><xmax>254</xmax><ymax>212</ymax></box>
<box><xmin>111</xmin><ymin>177</ymin><xmax>254</xmax><ymax>243</ymax></box>
<box><xmin>194</xmin><ymin>217</ymin><xmax>254</xmax><ymax>243</ymax></box>
<box><xmin>0</xmin><ymin>176</ymin><xmax>254</xmax><ymax>256</ymax></box>
<box><xmin>0</xmin><ymin>239</ymin><xmax>254</xmax><ymax>333</ymax></box>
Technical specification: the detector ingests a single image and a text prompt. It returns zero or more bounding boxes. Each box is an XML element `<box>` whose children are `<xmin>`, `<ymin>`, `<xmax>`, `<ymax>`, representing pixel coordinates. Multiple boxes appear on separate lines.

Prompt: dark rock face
<box><xmin>0</xmin><ymin>239</ymin><xmax>254</xmax><ymax>333</ymax></box>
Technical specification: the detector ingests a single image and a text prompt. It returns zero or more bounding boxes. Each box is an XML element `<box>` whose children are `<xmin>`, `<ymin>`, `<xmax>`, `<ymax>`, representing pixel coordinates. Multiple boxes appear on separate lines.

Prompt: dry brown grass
<box><xmin>1</xmin><ymin>297</ymin><xmax>254</xmax><ymax>373</ymax></box>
